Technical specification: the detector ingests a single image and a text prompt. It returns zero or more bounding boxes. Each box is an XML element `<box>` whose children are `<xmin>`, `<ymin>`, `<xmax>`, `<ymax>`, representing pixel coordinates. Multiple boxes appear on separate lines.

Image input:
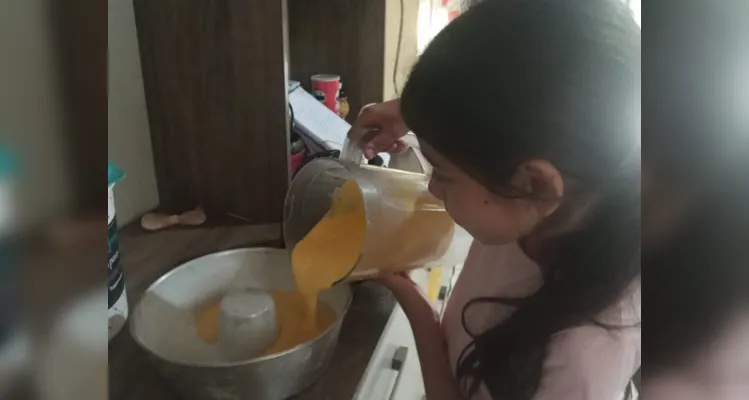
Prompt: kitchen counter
<box><xmin>109</xmin><ymin>225</ymin><xmax>396</xmax><ymax>400</ymax></box>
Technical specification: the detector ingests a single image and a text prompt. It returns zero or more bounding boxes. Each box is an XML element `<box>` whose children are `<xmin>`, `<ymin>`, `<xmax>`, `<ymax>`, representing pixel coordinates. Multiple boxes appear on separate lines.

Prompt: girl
<box><xmin>348</xmin><ymin>0</ymin><xmax>641</xmax><ymax>399</ymax></box>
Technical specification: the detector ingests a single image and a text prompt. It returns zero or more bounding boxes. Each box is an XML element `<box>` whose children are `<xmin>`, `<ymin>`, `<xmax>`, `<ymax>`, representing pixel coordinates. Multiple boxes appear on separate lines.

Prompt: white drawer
<box><xmin>353</xmin><ymin>304</ymin><xmax>425</xmax><ymax>400</ymax></box>
<box><xmin>354</xmin><ymin>266</ymin><xmax>463</xmax><ymax>400</ymax></box>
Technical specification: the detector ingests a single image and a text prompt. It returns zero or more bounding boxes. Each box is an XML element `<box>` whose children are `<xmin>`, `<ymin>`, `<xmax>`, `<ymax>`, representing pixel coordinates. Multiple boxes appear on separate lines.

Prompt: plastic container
<box><xmin>0</xmin><ymin>149</ymin><xmax>17</xmax><ymax>346</ymax></box>
<box><xmin>108</xmin><ymin>163</ymin><xmax>128</xmax><ymax>340</ymax></box>
<box><xmin>0</xmin><ymin>148</ymin><xmax>29</xmax><ymax>395</ymax></box>
<box><xmin>283</xmin><ymin>138</ymin><xmax>471</xmax><ymax>281</ymax></box>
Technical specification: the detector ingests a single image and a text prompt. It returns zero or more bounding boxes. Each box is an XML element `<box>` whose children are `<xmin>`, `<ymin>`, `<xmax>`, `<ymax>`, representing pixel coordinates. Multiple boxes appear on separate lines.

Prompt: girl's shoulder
<box><xmin>536</xmin><ymin>322</ymin><xmax>640</xmax><ymax>400</ymax></box>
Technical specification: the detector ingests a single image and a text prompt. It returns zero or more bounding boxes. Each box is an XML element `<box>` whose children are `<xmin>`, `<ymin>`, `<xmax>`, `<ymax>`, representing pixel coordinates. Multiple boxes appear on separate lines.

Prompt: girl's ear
<box><xmin>510</xmin><ymin>159</ymin><xmax>564</xmax><ymax>217</ymax></box>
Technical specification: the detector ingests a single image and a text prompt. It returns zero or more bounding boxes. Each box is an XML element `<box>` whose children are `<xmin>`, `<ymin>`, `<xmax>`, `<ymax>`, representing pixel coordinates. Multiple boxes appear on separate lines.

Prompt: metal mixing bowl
<box><xmin>130</xmin><ymin>248</ymin><xmax>352</xmax><ymax>400</ymax></box>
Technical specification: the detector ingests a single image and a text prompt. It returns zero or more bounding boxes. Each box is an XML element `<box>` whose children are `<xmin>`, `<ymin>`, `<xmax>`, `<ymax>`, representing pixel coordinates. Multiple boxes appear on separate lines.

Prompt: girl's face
<box><xmin>418</xmin><ymin>141</ymin><xmax>563</xmax><ymax>245</ymax></box>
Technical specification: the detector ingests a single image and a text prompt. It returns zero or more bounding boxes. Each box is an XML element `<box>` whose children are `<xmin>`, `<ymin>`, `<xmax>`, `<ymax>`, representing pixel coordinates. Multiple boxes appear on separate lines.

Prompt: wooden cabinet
<box><xmin>288</xmin><ymin>0</ymin><xmax>386</xmax><ymax>123</ymax></box>
<box><xmin>133</xmin><ymin>0</ymin><xmax>292</xmax><ymax>224</ymax></box>
<box><xmin>134</xmin><ymin>0</ymin><xmax>389</xmax><ymax>226</ymax></box>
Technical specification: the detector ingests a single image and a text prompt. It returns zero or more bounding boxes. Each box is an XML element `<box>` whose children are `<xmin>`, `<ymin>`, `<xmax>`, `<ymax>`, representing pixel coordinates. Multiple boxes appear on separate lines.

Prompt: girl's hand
<box><xmin>376</xmin><ymin>272</ymin><xmax>440</xmax><ymax>323</ymax></box>
<box><xmin>348</xmin><ymin>100</ymin><xmax>410</xmax><ymax>159</ymax></box>
<box><xmin>376</xmin><ymin>272</ymin><xmax>464</xmax><ymax>400</ymax></box>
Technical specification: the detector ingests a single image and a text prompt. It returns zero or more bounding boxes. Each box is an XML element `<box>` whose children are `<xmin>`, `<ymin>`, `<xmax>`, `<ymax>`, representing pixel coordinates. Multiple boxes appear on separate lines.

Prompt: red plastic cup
<box><xmin>310</xmin><ymin>74</ymin><xmax>341</xmax><ymax>114</ymax></box>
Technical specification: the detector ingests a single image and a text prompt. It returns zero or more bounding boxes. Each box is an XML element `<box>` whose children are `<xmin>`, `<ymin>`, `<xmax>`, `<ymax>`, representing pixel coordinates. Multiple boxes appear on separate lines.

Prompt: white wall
<box><xmin>107</xmin><ymin>0</ymin><xmax>159</xmax><ymax>225</ymax></box>
<box><xmin>384</xmin><ymin>0</ymin><xmax>420</xmax><ymax>101</ymax></box>
<box><xmin>384</xmin><ymin>0</ymin><xmax>453</xmax><ymax>101</ymax></box>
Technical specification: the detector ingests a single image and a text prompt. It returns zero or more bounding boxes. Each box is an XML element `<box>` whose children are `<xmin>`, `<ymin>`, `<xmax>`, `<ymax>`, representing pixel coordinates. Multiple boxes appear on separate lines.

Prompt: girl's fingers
<box><xmin>376</xmin><ymin>273</ymin><xmax>434</xmax><ymax>310</ymax></box>
<box><xmin>364</xmin><ymin>139</ymin><xmax>408</xmax><ymax>160</ymax></box>
<box><xmin>376</xmin><ymin>271</ymin><xmax>416</xmax><ymax>288</ymax></box>
<box><xmin>388</xmin><ymin>140</ymin><xmax>409</xmax><ymax>153</ymax></box>
<box><xmin>369</xmin><ymin>132</ymin><xmax>401</xmax><ymax>154</ymax></box>
<box><xmin>363</xmin><ymin>146</ymin><xmax>377</xmax><ymax>160</ymax></box>
<box><xmin>347</xmin><ymin>100</ymin><xmax>408</xmax><ymax>159</ymax></box>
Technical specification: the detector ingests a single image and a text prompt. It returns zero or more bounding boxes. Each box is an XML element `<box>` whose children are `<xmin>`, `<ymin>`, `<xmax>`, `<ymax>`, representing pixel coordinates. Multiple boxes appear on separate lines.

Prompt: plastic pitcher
<box><xmin>283</xmin><ymin>134</ymin><xmax>471</xmax><ymax>282</ymax></box>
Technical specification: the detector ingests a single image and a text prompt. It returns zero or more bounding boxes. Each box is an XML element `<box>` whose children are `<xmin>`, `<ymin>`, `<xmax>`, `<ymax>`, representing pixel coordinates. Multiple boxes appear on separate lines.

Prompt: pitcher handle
<box><xmin>341</xmin><ymin>128</ymin><xmax>372</xmax><ymax>164</ymax></box>
<box><xmin>341</xmin><ymin>130</ymin><xmax>421</xmax><ymax>165</ymax></box>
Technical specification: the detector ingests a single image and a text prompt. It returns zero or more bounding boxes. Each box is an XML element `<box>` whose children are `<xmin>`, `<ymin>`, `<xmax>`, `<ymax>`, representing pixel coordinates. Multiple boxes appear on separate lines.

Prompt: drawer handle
<box><xmin>385</xmin><ymin>346</ymin><xmax>409</xmax><ymax>400</ymax></box>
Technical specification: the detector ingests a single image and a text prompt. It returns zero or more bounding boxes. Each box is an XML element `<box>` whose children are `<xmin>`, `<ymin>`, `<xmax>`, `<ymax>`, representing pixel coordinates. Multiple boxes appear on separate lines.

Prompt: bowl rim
<box><xmin>129</xmin><ymin>247</ymin><xmax>353</xmax><ymax>368</ymax></box>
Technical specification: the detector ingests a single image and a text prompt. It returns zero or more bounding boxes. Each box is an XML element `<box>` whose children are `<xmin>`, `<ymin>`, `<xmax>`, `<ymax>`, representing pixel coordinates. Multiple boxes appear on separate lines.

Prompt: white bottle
<box><xmin>0</xmin><ymin>149</ymin><xmax>30</xmax><ymax>396</ymax></box>
<box><xmin>108</xmin><ymin>163</ymin><xmax>128</xmax><ymax>340</ymax></box>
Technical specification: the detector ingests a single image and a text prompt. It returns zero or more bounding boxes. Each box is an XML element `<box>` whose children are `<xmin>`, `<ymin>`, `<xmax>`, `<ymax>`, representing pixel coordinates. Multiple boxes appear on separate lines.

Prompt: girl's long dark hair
<box><xmin>644</xmin><ymin>179</ymin><xmax>749</xmax><ymax>379</ymax></box>
<box><xmin>400</xmin><ymin>0</ymin><xmax>641</xmax><ymax>398</ymax></box>
<box><xmin>643</xmin><ymin>0</ymin><xmax>749</xmax><ymax>380</ymax></box>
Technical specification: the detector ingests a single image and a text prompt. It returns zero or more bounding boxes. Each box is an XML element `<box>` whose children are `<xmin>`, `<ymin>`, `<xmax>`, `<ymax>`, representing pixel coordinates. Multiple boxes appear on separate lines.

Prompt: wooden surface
<box><xmin>109</xmin><ymin>225</ymin><xmax>395</xmax><ymax>400</ymax></box>
<box><xmin>288</xmin><ymin>0</ymin><xmax>386</xmax><ymax>123</ymax></box>
<box><xmin>133</xmin><ymin>0</ymin><xmax>291</xmax><ymax>223</ymax></box>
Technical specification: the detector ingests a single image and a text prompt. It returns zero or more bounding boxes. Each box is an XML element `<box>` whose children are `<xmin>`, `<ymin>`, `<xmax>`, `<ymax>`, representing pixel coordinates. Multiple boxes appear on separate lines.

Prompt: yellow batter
<box><xmin>194</xmin><ymin>297</ymin><xmax>221</xmax><ymax>344</ymax></box>
<box><xmin>371</xmin><ymin>195</ymin><xmax>455</xmax><ymax>270</ymax></box>
<box><xmin>192</xmin><ymin>182</ymin><xmax>363</xmax><ymax>355</ymax></box>
<box><xmin>194</xmin><ymin>291</ymin><xmax>336</xmax><ymax>356</ymax></box>
<box><xmin>291</xmin><ymin>178</ymin><xmax>454</xmax><ymax>315</ymax></box>
<box><xmin>291</xmin><ymin>180</ymin><xmax>368</xmax><ymax>320</ymax></box>
<box><xmin>195</xmin><ymin>178</ymin><xmax>453</xmax><ymax>357</ymax></box>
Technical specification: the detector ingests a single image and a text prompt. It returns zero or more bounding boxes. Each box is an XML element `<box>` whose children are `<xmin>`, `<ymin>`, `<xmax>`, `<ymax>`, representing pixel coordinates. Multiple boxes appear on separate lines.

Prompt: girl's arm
<box><xmin>377</xmin><ymin>274</ymin><xmax>465</xmax><ymax>400</ymax></box>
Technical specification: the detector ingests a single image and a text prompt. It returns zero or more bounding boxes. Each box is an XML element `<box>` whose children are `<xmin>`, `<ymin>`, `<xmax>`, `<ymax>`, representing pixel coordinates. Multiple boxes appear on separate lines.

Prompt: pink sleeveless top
<box><xmin>442</xmin><ymin>241</ymin><xmax>641</xmax><ymax>400</ymax></box>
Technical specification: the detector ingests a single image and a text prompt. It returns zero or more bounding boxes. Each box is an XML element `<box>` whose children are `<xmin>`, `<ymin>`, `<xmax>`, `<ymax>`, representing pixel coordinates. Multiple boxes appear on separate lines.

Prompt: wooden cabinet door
<box><xmin>134</xmin><ymin>0</ymin><xmax>291</xmax><ymax>224</ymax></box>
